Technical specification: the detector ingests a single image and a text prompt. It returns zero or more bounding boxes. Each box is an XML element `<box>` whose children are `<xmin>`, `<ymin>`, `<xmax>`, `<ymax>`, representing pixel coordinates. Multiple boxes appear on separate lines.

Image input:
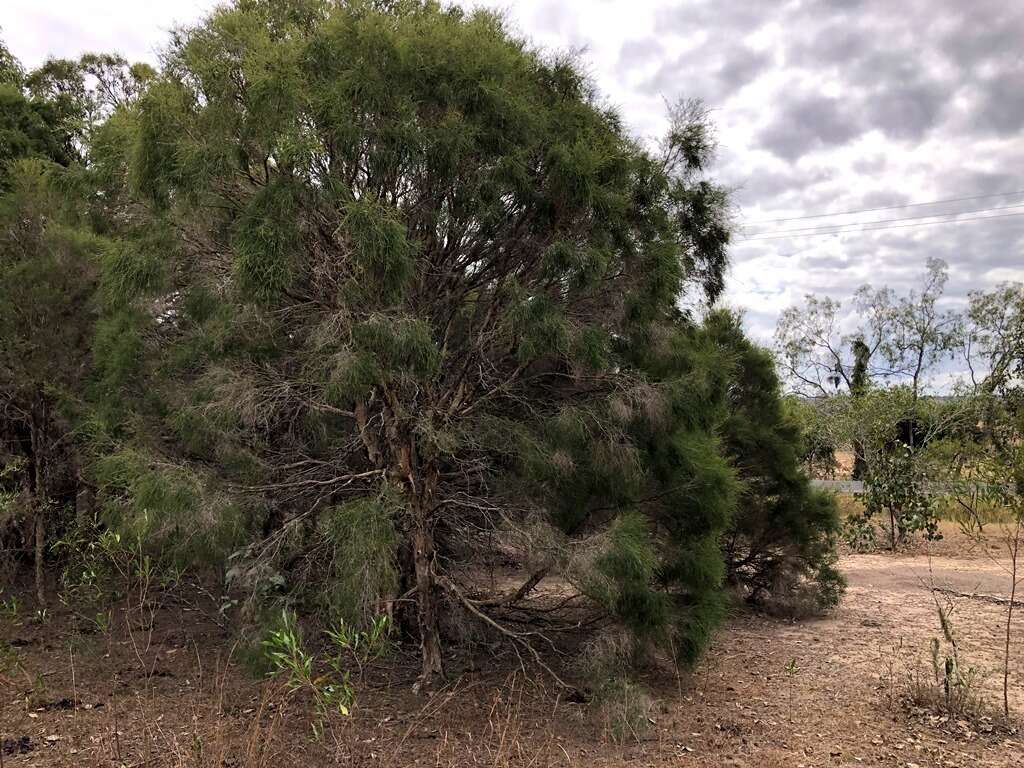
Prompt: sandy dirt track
<box><xmin>1</xmin><ymin>527</ymin><xmax>1022</xmax><ymax>766</ymax></box>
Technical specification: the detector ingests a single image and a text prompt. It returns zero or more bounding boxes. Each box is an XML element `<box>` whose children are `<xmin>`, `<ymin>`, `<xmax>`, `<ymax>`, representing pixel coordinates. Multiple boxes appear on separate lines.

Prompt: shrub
<box><xmin>707</xmin><ymin>311</ymin><xmax>844</xmax><ymax>612</ymax></box>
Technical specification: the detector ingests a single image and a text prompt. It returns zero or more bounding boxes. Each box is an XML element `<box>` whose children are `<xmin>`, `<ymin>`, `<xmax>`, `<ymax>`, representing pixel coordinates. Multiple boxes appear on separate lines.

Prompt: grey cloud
<box><xmin>617</xmin><ymin>37</ymin><xmax>665</xmax><ymax>71</ymax></box>
<box><xmin>717</xmin><ymin>46</ymin><xmax>772</xmax><ymax>91</ymax></box>
<box><xmin>852</xmin><ymin>154</ymin><xmax>888</xmax><ymax>174</ymax></box>
<box><xmin>940</xmin><ymin>169</ymin><xmax>1023</xmax><ymax>198</ymax></box>
<box><xmin>652</xmin><ymin>1</ymin><xmax>770</xmax><ymax>37</ymax></box>
<box><xmin>530</xmin><ymin>0</ymin><xmax>576</xmax><ymax>36</ymax></box>
<box><xmin>784</xmin><ymin>1</ymin><xmax>1024</xmax><ymax>145</ymax></box>
<box><xmin>858</xmin><ymin>191</ymin><xmax>909</xmax><ymax>208</ymax></box>
<box><xmin>639</xmin><ymin>41</ymin><xmax>771</xmax><ymax>106</ymax></box>
<box><xmin>797</xmin><ymin>252</ymin><xmax>855</xmax><ymax>271</ymax></box>
<box><xmin>971</xmin><ymin>72</ymin><xmax>1024</xmax><ymax>136</ymax></box>
<box><xmin>635</xmin><ymin>0</ymin><xmax>1024</xmax><ymax>341</ymax></box>
<box><xmin>939</xmin><ymin>1</ymin><xmax>1024</xmax><ymax>70</ymax></box>
<box><xmin>865</xmin><ymin>79</ymin><xmax>949</xmax><ymax>141</ymax></box>
<box><xmin>850</xmin><ymin>50</ymin><xmax>952</xmax><ymax>141</ymax></box>
<box><xmin>756</xmin><ymin>94</ymin><xmax>864</xmax><ymax>162</ymax></box>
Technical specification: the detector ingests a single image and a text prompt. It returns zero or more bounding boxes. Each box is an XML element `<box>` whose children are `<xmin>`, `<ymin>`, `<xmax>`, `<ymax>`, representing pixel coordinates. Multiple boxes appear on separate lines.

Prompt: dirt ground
<box><xmin>2</xmin><ymin>524</ymin><xmax>1022</xmax><ymax>767</ymax></box>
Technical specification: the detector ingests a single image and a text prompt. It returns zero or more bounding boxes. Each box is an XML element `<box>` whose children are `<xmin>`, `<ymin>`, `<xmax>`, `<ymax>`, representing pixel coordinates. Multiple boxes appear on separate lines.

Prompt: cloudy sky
<box><xmin>3</xmin><ymin>0</ymin><xmax>1022</xmax><ymax>343</ymax></box>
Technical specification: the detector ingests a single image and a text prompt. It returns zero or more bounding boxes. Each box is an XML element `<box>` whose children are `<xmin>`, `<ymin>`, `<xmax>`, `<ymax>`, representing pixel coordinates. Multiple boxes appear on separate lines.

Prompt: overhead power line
<box><xmin>745</xmin><ymin>189</ymin><xmax>1024</xmax><ymax>225</ymax></box>
<box><xmin>745</xmin><ymin>201</ymin><xmax>1024</xmax><ymax>237</ymax></box>
<box><xmin>740</xmin><ymin>210</ymin><xmax>1024</xmax><ymax>242</ymax></box>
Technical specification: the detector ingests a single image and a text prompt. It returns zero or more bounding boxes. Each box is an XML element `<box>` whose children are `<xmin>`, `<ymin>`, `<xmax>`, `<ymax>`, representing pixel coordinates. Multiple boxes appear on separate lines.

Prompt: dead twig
<box><xmin>439</xmin><ymin>576</ymin><xmax>576</xmax><ymax>692</ymax></box>
<box><xmin>931</xmin><ymin>586</ymin><xmax>1024</xmax><ymax>608</ymax></box>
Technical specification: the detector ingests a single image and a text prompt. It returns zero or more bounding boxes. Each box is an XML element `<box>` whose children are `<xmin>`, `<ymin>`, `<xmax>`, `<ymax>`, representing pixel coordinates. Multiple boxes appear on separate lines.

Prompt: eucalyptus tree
<box><xmin>882</xmin><ymin>258</ymin><xmax>960</xmax><ymax>403</ymax></box>
<box><xmin>774</xmin><ymin>290</ymin><xmax>893</xmax><ymax>397</ymax></box>
<box><xmin>774</xmin><ymin>259</ymin><xmax>958</xmax><ymax>399</ymax></box>
<box><xmin>109</xmin><ymin>0</ymin><xmax>738</xmax><ymax>685</ymax></box>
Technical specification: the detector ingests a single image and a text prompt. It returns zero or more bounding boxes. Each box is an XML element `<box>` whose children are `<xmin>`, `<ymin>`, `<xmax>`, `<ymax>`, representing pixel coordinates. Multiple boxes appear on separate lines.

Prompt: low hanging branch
<box><xmin>438</xmin><ymin>575</ymin><xmax>576</xmax><ymax>693</ymax></box>
<box><xmin>476</xmin><ymin>564</ymin><xmax>552</xmax><ymax>608</ymax></box>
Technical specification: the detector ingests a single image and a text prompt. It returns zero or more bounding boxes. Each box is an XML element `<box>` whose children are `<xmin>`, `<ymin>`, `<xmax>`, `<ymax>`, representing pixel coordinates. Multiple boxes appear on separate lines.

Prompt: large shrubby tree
<box><xmin>0</xmin><ymin>2</ymin><xmax>843</xmax><ymax>695</ymax></box>
<box><xmin>102</xmin><ymin>0</ymin><xmax>741</xmax><ymax>684</ymax></box>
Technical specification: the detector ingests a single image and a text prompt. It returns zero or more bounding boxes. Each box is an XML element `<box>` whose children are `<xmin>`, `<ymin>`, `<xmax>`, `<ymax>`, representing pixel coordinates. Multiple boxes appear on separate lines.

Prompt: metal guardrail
<box><xmin>811</xmin><ymin>479</ymin><xmax>864</xmax><ymax>493</ymax></box>
<box><xmin>810</xmin><ymin>479</ymin><xmax>1013</xmax><ymax>495</ymax></box>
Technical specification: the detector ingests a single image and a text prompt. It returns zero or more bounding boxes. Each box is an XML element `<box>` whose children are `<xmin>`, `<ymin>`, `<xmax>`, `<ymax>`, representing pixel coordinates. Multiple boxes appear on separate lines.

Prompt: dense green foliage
<box><xmin>0</xmin><ymin>0</ymin><xmax>840</xmax><ymax>689</ymax></box>
<box><xmin>709</xmin><ymin>312</ymin><xmax>843</xmax><ymax>610</ymax></box>
<box><xmin>0</xmin><ymin>42</ymin><xmax>74</xmax><ymax>190</ymax></box>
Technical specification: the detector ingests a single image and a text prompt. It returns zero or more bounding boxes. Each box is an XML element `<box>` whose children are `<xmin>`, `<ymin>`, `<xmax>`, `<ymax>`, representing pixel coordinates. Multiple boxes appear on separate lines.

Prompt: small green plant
<box><xmin>93</xmin><ymin>609</ymin><xmax>113</xmax><ymax>634</ymax></box>
<box><xmin>784</xmin><ymin>656</ymin><xmax>800</xmax><ymax>722</ymax></box>
<box><xmin>925</xmin><ymin>605</ymin><xmax>982</xmax><ymax>717</ymax></box>
<box><xmin>325</xmin><ymin>614</ymin><xmax>392</xmax><ymax>679</ymax></box>
<box><xmin>262</xmin><ymin>610</ymin><xmax>356</xmax><ymax>739</ymax></box>
<box><xmin>893</xmin><ymin>596</ymin><xmax>992</xmax><ymax>725</ymax></box>
<box><xmin>857</xmin><ymin>445</ymin><xmax>941</xmax><ymax>551</ymax></box>
<box><xmin>842</xmin><ymin>513</ymin><xmax>877</xmax><ymax>553</ymax></box>
<box><xmin>0</xmin><ymin>595</ymin><xmax>19</xmax><ymax>621</ymax></box>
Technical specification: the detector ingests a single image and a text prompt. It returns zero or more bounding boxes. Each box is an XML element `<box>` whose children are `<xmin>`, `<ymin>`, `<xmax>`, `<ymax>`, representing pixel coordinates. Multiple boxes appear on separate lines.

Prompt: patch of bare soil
<box><xmin>2</xmin><ymin>526</ymin><xmax>1022</xmax><ymax>767</ymax></box>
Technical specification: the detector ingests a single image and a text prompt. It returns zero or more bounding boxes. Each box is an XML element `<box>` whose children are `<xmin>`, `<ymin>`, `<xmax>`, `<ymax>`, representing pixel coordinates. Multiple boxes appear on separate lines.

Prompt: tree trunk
<box><xmin>412</xmin><ymin>509</ymin><xmax>444</xmax><ymax>688</ymax></box>
<box><xmin>1004</xmin><ymin>517</ymin><xmax>1020</xmax><ymax>719</ymax></box>
<box><xmin>29</xmin><ymin>406</ymin><xmax>47</xmax><ymax>606</ymax></box>
<box><xmin>34</xmin><ymin>512</ymin><xmax>45</xmax><ymax>606</ymax></box>
<box><xmin>382</xmin><ymin>401</ymin><xmax>444</xmax><ymax>690</ymax></box>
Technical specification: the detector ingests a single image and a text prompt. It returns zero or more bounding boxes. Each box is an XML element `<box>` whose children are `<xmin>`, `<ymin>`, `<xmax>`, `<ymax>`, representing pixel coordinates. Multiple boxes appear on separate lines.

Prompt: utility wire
<box><xmin>744</xmin><ymin>201</ymin><xmax>1024</xmax><ymax>237</ymax></box>
<box><xmin>740</xmin><ymin>210</ymin><xmax>1024</xmax><ymax>242</ymax></box>
<box><xmin>745</xmin><ymin>189</ymin><xmax>1024</xmax><ymax>225</ymax></box>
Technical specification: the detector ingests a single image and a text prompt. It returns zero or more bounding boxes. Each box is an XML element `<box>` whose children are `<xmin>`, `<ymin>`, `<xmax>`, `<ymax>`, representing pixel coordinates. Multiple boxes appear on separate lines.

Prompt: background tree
<box><xmin>849</xmin><ymin>336</ymin><xmax>871</xmax><ymax>478</ymax></box>
<box><xmin>0</xmin><ymin>40</ymin><xmax>75</xmax><ymax>191</ymax></box>
<box><xmin>774</xmin><ymin>287</ymin><xmax>894</xmax><ymax>397</ymax></box>
<box><xmin>882</xmin><ymin>257</ymin><xmax>960</xmax><ymax>404</ymax></box>
<box><xmin>785</xmin><ymin>396</ymin><xmax>841</xmax><ymax>479</ymax></box>
<box><xmin>935</xmin><ymin>281</ymin><xmax>1023</xmax><ymax>716</ymax></box>
<box><xmin>0</xmin><ymin>42</ymin><xmax>155</xmax><ymax>604</ymax></box>
<box><xmin>838</xmin><ymin>388</ymin><xmax>971</xmax><ymax>550</ymax></box>
<box><xmin>25</xmin><ymin>53</ymin><xmax>155</xmax><ymax>153</ymax></box>
<box><xmin>0</xmin><ymin>158</ymin><xmax>102</xmax><ymax>602</ymax></box>
<box><xmin>961</xmin><ymin>282</ymin><xmax>1024</xmax><ymax>396</ymax></box>
<box><xmin>774</xmin><ymin>259</ymin><xmax>957</xmax><ymax>399</ymax></box>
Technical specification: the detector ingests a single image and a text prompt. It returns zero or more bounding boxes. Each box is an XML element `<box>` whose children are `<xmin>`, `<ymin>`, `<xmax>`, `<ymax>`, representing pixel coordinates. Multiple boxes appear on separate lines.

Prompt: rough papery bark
<box><xmin>387</xmin><ymin>411</ymin><xmax>445</xmax><ymax>686</ymax></box>
<box><xmin>355</xmin><ymin>397</ymin><xmax>383</xmax><ymax>467</ymax></box>
<box><xmin>413</xmin><ymin>511</ymin><xmax>444</xmax><ymax>688</ymax></box>
<box><xmin>412</xmin><ymin>449</ymin><xmax>445</xmax><ymax>687</ymax></box>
